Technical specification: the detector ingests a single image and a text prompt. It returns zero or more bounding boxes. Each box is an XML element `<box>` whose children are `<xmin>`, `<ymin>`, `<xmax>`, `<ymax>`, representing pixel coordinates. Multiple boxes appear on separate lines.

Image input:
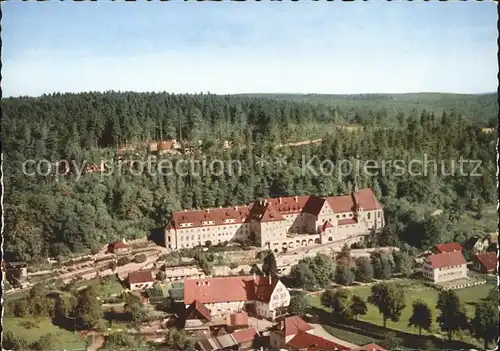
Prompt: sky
<box><xmin>1</xmin><ymin>1</ymin><xmax>498</xmax><ymax>97</ymax></box>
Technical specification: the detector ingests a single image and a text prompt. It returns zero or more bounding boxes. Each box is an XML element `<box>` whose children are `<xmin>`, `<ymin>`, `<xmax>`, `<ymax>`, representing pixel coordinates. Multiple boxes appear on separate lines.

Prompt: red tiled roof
<box><xmin>279</xmin><ymin>316</ymin><xmax>313</xmax><ymax>336</ymax></box>
<box><xmin>109</xmin><ymin>241</ymin><xmax>128</xmax><ymax>250</ymax></box>
<box><xmin>170</xmin><ymin>206</ymin><xmax>251</xmax><ymax>230</ymax></box>
<box><xmin>183</xmin><ymin>276</ymin><xmax>278</xmax><ymax>305</ymax></box>
<box><xmin>231</xmin><ymin>327</ymin><xmax>257</xmax><ymax>344</ymax></box>
<box><xmin>265</xmin><ymin>196</ymin><xmax>310</xmax><ymax>214</ymax></box>
<box><xmin>355</xmin><ymin>343</ymin><xmax>386</xmax><ymax>351</ymax></box>
<box><xmin>434</xmin><ymin>242</ymin><xmax>462</xmax><ymax>253</ymax></box>
<box><xmin>326</xmin><ymin>188</ymin><xmax>382</xmax><ymax>213</ymax></box>
<box><xmin>326</xmin><ymin>194</ymin><xmax>356</xmax><ymax>213</ymax></box>
<box><xmin>255</xmin><ymin>203</ymin><xmax>285</xmax><ymax>223</ymax></box>
<box><xmin>286</xmin><ymin>331</ymin><xmax>350</xmax><ymax>351</ymax></box>
<box><xmin>338</xmin><ymin>218</ymin><xmax>357</xmax><ymax>225</ymax></box>
<box><xmin>302</xmin><ymin>196</ymin><xmax>326</xmax><ymax>216</ymax></box>
<box><xmin>182</xmin><ymin>300</ymin><xmax>212</xmax><ymax>322</ymax></box>
<box><xmin>227</xmin><ymin>312</ymin><xmax>249</xmax><ymax>326</ymax></box>
<box><xmin>474</xmin><ymin>252</ymin><xmax>497</xmax><ymax>271</ymax></box>
<box><xmin>426</xmin><ymin>251</ymin><xmax>466</xmax><ymax>269</ymax></box>
<box><xmin>127</xmin><ymin>270</ymin><xmax>154</xmax><ymax>284</ymax></box>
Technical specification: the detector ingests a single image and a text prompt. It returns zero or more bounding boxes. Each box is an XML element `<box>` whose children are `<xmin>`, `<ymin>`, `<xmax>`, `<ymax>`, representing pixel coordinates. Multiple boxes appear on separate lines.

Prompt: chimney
<box><xmin>253</xmin><ymin>271</ymin><xmax>256</xmax><ymax>282</ymax></box>
<box><xmin>206</xmin><ymin>208</ymin><xmax>210</xmax><ymax>213</ymax></box>
<box><xmin>235</xmin><ymin>205</ymin><xmax>238</xmax><ymax>210</ymax></box>
<box><xmin>294</xmin><ymin>196</ymin><xmax>298</xmax><ymax>203</ymax></box>
<box><xmin>268</xmin><ymin>275</ymin><xmax>272</xmax><ymax>285</ymax></box>
<box><xmin>279</xmin><ymin>197</ymin><xmax>282</xmax><ymax>204</ymax></box>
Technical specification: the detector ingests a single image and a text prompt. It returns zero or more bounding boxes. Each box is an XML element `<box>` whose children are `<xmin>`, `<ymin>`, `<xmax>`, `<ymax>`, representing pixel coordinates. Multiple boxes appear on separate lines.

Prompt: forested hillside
<box><xmin>240</xmin><ymin>93</ymin><xmax>498</xmax><ymax>127</ymax></box>
<box><xmin>1</xmin><ymin>92</ymin><xmax>497</xmax><ymax>262</ymax></box>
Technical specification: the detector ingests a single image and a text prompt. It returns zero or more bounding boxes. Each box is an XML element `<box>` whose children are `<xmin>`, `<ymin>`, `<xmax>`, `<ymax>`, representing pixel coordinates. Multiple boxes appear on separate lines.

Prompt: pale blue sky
<box><xmin>2</xmin><ymin>2</ymin><xmax>497</xmax><ymax>97</ymax></box>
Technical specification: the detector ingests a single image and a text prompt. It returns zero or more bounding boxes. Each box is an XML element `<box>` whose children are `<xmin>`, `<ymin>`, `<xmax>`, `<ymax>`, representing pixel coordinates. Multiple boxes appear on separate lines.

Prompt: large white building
<box><xmin>422</xmin><ymin>250</ymin><xmax>468</xmax><ymax>283</ymax></box>
<box><xmin>183</xmin><ymin>275</ymin><xmax>290</xmax><ymax>320</ymax></box>
<box><xmin>165</xmin><ymin>188</ymin><xmax>384</xmax><ymax>252</ymax></box>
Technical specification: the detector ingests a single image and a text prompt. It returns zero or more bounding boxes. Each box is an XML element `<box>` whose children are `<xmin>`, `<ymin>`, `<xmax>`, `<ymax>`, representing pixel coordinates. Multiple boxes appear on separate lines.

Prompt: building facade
<box><xmin>165</xmin><ymin>188</ymin><xmax>384</xmax><ymax>251</ymax></box>
<box><xmin>127</xmin><ymin>270</ymin><xmax>155</xmax><ymax>291</ymax></box>
<box><xmin>422</xmin><ymin>251</ymin><xmax>467</xmax><ymax>283</ymax></box>
<box><xmin>472</xmin><ymin>252</ymin><xmax>497</xmax><ymax>274</ymax></box>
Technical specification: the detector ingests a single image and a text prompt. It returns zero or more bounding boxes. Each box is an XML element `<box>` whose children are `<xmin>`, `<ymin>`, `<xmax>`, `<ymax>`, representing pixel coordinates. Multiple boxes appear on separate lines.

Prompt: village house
<box><xmin>285</xmin><ymin>331</ymin><xmax>351</xmax><ymax>351</ymax></box>
<box><xmin>126</xmin><ymin>270</ymin><xmax>155</xmax><ymax>291</ymax></box>
<box><xmin>197</xmin><ymin>327</ymin><xmax>258</xmax><ymax>351</ymax></box>
<box><xmin>463</xmin><ymin>236</ymin><xmax>490</xmax><ymax>255</ymax></box>
<box><xmin>165</xmin><ymin>188</ymin><xmax>384</xmax><ymax>252</ymax></box>
<box><xmin>183</xmin><ymin>275</ymin><xmax>290</xmax><ymax>320</ymax></box>
<box><xmin>177</xmin><ymin>300</ymin><xmax>212</xmax><ymax>332</ymax></box>
<box><xmin>269</xmin><ymin>315</ymin><xmax>315</xmax><ymax>348</ymax></box>
<box><xmin>433</xmin><ymin>242</ymin><xmax>462</xmax><ymax>254</ymax></box>
<box><xmin>472</xmin><ymin>252</ymin><xmax>497</xmax><ymax>274</ymax></box>
<box><xmin>269</xmin><ymin>315</ymin><xmax>351</xmax><ymax>351</ymax></box>
<box><xmin>225</xmin><ymin>312</ymin><xmax>249</xmax><ymax>331</ymax></box>
<box><xmin>422</xmin><ymin>250</ymin><xmax>467</xmax><ymax>283</ymax></box>
<box><xmin>107</xmin><ymin>240</ymin><xmax>129</xmax><ymax>254</ymax></box>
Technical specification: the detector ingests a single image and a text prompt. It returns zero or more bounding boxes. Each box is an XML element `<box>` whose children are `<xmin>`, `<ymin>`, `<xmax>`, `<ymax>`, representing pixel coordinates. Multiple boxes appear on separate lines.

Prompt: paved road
<box><xmin>309</xmin><ymin>323</ymin><xmax>360</xmax><ymax>349</ymax></box>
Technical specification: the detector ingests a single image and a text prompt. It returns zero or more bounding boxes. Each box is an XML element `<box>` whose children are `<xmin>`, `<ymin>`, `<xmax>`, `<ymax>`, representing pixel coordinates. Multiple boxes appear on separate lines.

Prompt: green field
<box><xmin>74</xmin><ymin>275</ymin><xmax>125</xmax><ymax>297</ymax></box>
<box><xmin>3</xmin><ymin>316</ymin><xmax>88</xmax><ymax>350</ymax></box>
<box><xmin>308</xmin><ymin>279</ymin><xmax>494</xmax><ymax>347</ymax></box>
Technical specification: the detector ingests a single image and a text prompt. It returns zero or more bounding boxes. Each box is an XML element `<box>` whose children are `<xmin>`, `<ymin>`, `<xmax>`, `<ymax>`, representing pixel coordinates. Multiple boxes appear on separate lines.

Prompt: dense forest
<box><xmin>1</xmin><ymin>92</ymin><xmax>498</xmax><ymax>262</ymax></box>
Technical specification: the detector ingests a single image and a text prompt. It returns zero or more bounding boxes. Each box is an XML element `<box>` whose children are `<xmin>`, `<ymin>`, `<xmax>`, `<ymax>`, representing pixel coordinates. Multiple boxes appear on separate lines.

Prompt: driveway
<box><xmin>309</xmin><ymin>323</ymin><xmax>359</xmax><ymax>349</ymax></box>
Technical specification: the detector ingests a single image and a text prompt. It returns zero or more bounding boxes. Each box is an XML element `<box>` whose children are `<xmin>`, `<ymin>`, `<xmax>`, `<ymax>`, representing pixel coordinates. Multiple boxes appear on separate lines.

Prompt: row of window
<box><xmin>179</xmin><ymin>231</ymin><xmax>250</xmax><ymax>242</ymax></box>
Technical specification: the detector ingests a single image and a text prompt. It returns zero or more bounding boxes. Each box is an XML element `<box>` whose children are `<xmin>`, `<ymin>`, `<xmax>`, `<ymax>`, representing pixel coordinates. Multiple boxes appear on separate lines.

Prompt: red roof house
<box><xmin>426</xmin><ymin>250</ymin><xmax>467</xmax><ymax>269</ymax></box>
<box><xmin>179</xmin><ymin>300</ymin><xmax>212</xmax><ymax>327</ymax></box>
<box><xmin>286</xmin><ymin>331</ymin><xmax>351</xmax><ymax>351</ymax></box>
<box><xmin>270</xmin><ymin>316</ymin><xmax>315</xmax><ymax>349</ymax></box>
<box><xmin>231</xmin><ymin>327</ymin><xmax>258</xmax><ymax>344</ymax></box>
<box><xmin>127</xmin><ymin>270</ymin><xmax>154</xmax><ymax>290</ymax></box>
<box><xmin>278</xmin><ymin>316</ymin><xmax>314</xmax><ymax>336</ymax></box>
<box><xmin>434</xmin><ymin>242</ymin><xmax>462</xmax><ymax>254</ymax></box>
<box><xmin>423</xmin><ymin>250</ymin><xmax>468</xmax><ymax>283</ymax></box>
<box><xmin>227</xmin><ymin>312</ymin><xmax>249</xmax><ymax>327</ymax></box>
<box><xmin>183</xmin><ymin>275</ymin><xmax>279</xmax><ymax>305</ymax></box>
<box><xmin>107</xmin><ymin>241</ymin><xmax>129</xmax><ymax>254</ymax></box>
<box><xmin>473</xmin><ymin>252</ymin><xmax>497</xmax><ymax>273</ymax></box>
<box><xmin>184</xmin><ymin>275</ymin><xmax>289</xmax><ymax>321</ymax></box>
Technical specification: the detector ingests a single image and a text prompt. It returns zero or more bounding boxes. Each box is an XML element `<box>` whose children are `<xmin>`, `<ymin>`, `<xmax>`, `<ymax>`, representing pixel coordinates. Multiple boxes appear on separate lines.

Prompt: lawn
<box><xmin>3</xmin><ymin>316</ymin><xmax>88</xmax><ymax>350</ymax></box>
<box><xmin>75</xmin><ymin>275</ymin><xmax>125</xmax><ymax>297</ymax></box>
<box><xmin>308</xmin><ymin>279</ymin><xmax>495</xmax><ymax>347</ymax></box>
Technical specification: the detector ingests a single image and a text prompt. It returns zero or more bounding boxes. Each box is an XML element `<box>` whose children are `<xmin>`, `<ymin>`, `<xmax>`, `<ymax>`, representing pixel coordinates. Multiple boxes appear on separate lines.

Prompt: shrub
<box><xmin>117</xmin><ymin>257</ymin><xmax>130</xmax><ymax>266</ymax></box>
<box><xmin>134</xmin><ymin>254</ymin><xmax>147</xmax><ymax>263</ymax></box>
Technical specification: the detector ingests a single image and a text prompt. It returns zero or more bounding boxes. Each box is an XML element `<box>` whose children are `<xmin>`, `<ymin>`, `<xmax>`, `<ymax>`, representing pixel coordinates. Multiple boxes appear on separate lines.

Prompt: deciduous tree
<box><xmin>436</xmin><ymin>290</ymin><xmax>468</xmax><ymax>341</ymax></box>
<box><xmin>368</xmin><ymin>282</ymin><xmax>406</xmax><ymax>328</ymax></box>
<box><xmin>408</xmin><ymin>300</ymin><xmax>432</xmax><ymax>336</ymax></box>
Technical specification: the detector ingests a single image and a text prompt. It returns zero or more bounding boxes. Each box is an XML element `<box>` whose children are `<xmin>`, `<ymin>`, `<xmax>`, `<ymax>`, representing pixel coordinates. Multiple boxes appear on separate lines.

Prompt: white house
<box><xmin>422</xmin><ymin>250</ymin><xmax>467</xmax><ymax>283</ymax></box>
<box><xmin>127</xmin><ymin>270</ymin><xmax>154</xmax><ymax>291</ymax></box>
